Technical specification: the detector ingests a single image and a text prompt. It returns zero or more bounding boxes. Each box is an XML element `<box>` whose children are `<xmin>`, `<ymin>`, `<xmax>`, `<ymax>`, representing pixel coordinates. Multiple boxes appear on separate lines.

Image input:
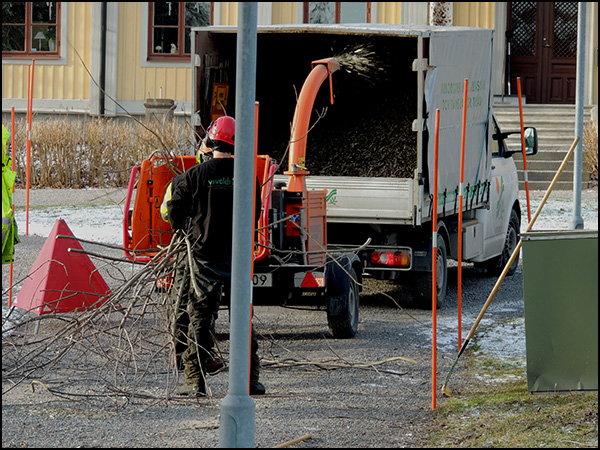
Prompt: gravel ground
<box><xmin>2</xmin><ymin>187</ymin><xmax>597</xmax><ymax>448</ymax></box>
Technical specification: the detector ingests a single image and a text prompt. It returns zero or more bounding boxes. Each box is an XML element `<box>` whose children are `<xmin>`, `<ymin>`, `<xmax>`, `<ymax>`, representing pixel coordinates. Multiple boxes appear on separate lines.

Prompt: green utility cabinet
<box><xmin>521</xmin><ymin>230</ymin><xmax>598</xmax><ymax>393</ymax></box>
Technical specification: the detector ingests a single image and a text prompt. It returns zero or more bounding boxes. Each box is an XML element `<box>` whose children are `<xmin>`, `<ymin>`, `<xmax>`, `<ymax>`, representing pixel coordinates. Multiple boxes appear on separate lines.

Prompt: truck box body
<box><xmin>188</xmin><ymin>24</ymin><xmax>528</xmax><ymax>308</ymax></box>
<box><xmin>191</xmin><ymin>24</ymin><xmax>494</xmax><ymax>227</ymax></box>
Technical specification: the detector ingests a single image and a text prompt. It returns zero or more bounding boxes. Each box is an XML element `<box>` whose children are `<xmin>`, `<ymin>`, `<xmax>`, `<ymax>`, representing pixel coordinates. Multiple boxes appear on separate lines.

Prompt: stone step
<box><xmin>493</xmin><ymin>106</ymin><xmax>593</xmax><ymax>127</ymax></box>
<box><xmin>494</xmin><ymin>105</ymin><xmax>592</xmax><ymax>151</ymax></box>
<box><xmin>520</xmin><ymin>179</ymin><xmax>588</xmax><ymax>191</ymax></box>
<box><xmin>505</xmin><ymin>137</ymin><xmax>578</xmax><ymax>150</ymax></box>
<box><xmin>493</xmin><ymin>103</ymin><xmax>594</xmax><ymax>191</ymax></box>
<box><xmin>513</xmin><ymin>149</ymin><xmax>576</xmax><ymax>162</ymax></box>
<box><xmin>514</xmin><ymin>158</ymin><xmax>574</xmax><ymax>172</ymax></box>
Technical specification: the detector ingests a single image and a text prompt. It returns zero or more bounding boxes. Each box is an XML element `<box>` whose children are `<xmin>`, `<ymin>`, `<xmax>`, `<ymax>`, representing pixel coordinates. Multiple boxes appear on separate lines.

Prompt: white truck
<box><xmin>188</xmin><ymin>24</ymin><xmax>537</xmax><ymax>310</ymax></box>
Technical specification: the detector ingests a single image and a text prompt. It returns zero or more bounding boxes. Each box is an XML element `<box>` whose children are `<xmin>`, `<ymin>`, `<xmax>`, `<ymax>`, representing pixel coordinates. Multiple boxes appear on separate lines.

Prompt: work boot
<box><xmin>204</xmin><ymin>356</ymin><xmax>227</xmax><ymax>376</ymax></box>
<box><xmin>177</xmin><ymin>382</ymin><xmax>206</xmax><ymax>397</ymax></box>
<box><xmin>249</xmin><ymin>381</ymin><xmax>266</xmax><ymax>396</ymax></box>
<box><xmin>248</xmin><ymin>328</ymin><xmax>264</xmax><ymax>395</ymax></box>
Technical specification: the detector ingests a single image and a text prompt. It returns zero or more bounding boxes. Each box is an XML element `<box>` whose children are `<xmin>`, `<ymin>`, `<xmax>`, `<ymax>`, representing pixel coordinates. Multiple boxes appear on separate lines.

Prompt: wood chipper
<box><xmin>123</xmin><ymin>57</ymin><xmax>362</xmax><ymax>338</ymax></box>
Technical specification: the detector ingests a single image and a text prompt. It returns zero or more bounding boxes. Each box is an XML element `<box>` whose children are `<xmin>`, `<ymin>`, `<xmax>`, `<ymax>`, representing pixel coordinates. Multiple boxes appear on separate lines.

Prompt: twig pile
<box><xmin>2</xmin><ymin>225</ymin><xmax>416</xmax><ymax>407</ymax></box>
<box><xmin>2</xmin><ymin>237</ymin><xmax>182</xmax><ymax>405</ymax></box>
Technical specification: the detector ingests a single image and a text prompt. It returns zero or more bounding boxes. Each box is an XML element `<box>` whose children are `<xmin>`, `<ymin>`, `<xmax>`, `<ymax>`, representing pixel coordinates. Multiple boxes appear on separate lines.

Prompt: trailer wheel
<box><xmin>325</xmin><ymin>254</ymin><xmax>360</xmax><ymax>339</ymax></box>
<box><xmin>411</xmin><ymin>234</ymin><xmax>448</xmax><ymax>309</ymax></box>
<box><xmin>475</xmin><ymin>209</ymin><xmax>520</xmax><ymax>277</ymax></box>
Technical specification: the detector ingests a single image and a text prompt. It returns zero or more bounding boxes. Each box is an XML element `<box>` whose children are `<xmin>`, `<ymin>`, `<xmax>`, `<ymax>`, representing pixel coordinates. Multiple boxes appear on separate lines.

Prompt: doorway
<box><xmin>507</xmin><ymin>2</ymin><xmax>578</xmax><ymax>104</ymax></box>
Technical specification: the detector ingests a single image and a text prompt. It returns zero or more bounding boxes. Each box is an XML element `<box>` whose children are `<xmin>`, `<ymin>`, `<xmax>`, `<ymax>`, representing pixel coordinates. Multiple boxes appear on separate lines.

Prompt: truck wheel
<box><xmin>475</xmin><ymin>209</ymin><xmax>520</xmax><ymax>277</ymax></box>
<box><xmin>325</xmin><ymin>255</ymin><xmax>360</xmax><ymax>339</ymax></box>
<box><xmin>411</xmin><ymin>234</ymin><xmax>448</xmax><ymax>309</ymax></box>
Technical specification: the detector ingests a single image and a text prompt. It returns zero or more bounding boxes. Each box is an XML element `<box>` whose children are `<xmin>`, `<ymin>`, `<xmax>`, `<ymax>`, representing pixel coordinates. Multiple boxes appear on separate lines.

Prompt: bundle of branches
<box><xmin>2</xmin><ymin>235</ymin><xmax>189</xmax><ymax>406</ymax></box>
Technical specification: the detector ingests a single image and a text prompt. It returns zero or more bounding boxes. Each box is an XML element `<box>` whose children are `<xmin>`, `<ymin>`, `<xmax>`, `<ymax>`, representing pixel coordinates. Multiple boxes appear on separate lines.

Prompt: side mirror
<box><xmin>524</xmin><ymin>127</ymin><xmax>537</xmax><ymax>156</ymax></box>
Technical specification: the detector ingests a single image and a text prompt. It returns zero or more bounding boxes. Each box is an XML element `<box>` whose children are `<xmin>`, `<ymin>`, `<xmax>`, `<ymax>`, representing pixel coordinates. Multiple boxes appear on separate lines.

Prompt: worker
<box><xmin>2</xmin><ymin>124</ymin><xmax>19</xmax><ymax>265</ymax></box>
<box><xmin>166</xmin><ymin>116</ymin><xmax>265</xmax><ymax>397</ymax></box>
<box><xmin>158</xmin><ymin>140</ymin><xmax>216</xmax><ymax>366</ymax></box>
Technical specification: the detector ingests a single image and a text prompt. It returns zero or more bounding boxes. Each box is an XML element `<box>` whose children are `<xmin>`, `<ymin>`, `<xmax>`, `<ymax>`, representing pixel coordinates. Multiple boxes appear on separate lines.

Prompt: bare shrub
<box><xmin>2</xmin><ymin>116</ymin><xmax>195</xmax><ymax>188</ymax></box>
<box><xmin>583</xmin><ymin>122</ymin><xmax>598</xmax><ymax>186</ymax></box>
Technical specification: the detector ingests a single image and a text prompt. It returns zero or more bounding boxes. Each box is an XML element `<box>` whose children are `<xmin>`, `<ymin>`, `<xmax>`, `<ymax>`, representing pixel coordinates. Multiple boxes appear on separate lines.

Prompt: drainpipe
<box><xmin>99</xmin><ymin>2</ymin><xmax>107</xmax><ymax>116</ymax></box>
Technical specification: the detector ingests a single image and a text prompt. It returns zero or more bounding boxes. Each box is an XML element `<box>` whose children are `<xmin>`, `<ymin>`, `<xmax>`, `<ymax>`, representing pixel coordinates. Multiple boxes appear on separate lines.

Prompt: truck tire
<box><xmin>325</xmin><ymin>254</ymin><xmax>360</xmax><ymax>339</ymax></box>
<box><xmin>475</xmin><ymin>209</ymin><xmax>520</xmax><ymax>277</ymax></box>
<box><xmin>411</xmin><ymin>234</ymin><xmax>448</xmax><ymax>309</ymax></box>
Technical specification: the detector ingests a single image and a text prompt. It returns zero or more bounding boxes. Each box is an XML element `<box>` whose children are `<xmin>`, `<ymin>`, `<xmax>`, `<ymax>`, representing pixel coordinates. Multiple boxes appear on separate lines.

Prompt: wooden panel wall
<box><xmin>378</xmin><ymin>2</ymin><xmax>402</xmax><ymax>24</ymax></box>
<box><xmin>272</xmin><ymin>2</ymin><xmax>297</xmax><ymax>24</ymax></box>
<box><xmin>453</xmin><ymin>2</ymin><xmax>495</xmax><ymax>29</ymax></box>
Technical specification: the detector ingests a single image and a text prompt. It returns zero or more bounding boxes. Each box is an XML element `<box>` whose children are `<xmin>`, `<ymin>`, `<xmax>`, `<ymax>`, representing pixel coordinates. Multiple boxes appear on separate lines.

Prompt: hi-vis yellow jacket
<box><xmin>160</xmin><ymin>181</ymin><xmax>173</xmax><ymax>223</ymax></box>
<box><xmin>2</xmin><ymin>124</ymin><xmax>19</xmax><ymax>264</ymax></box>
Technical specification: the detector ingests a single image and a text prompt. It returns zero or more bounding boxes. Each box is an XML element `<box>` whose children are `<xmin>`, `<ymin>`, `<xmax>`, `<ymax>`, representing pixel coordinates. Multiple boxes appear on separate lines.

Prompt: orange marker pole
<box><xmin>26</xmin><ymin>60</ymin><xmax>35</xmax><ymax>236</ymax></box>
<box><xmin>432</xmin><ymin>109</ymin><xmax>440</xmax><ymax>410</ymax></box>
<box><xmin>457</xmin><ymin>79</ymin><xmax>468</xmax><ymax>351</ymax></box>
<box><xmin>516</xmin><ymin>78</ymin><xmax>531</xmax><ymax>222</ymax></box>
<box><xmin>251</xmin><ymin>101</ymin><xmax>260</xmax><ymax>277</ymax></box>
<box><xmin>248</xmin><ymin>101</ymin><xmax>259</xmax><ymax>393</ymax></box>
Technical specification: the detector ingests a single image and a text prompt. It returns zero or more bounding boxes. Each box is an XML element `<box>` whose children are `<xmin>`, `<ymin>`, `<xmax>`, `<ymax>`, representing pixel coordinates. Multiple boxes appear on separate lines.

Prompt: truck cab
<box><xmin>468</xmin><ymin>113</ymin><xmax>537</xmax><ymax>275</ymax></box>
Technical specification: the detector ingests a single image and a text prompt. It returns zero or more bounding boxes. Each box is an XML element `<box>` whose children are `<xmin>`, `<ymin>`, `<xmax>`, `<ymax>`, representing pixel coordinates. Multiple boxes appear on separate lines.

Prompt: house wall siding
<box><xmin>453</xmin><ymin>2</ymin><xmax>495</xmax><ymax>29</ymax></box>
<box><xmin>272</xmin><ymin>2</ymin><xmax>297</xmax><ymax>24</ymax></box>
<box><xmin>2</xmin><ymin>2</ymin><xmax>597</xmax><ymax>116</ymax></box>
<box><xmin>378</xmin><ymin>2</ymin><xmax>402</xmax><ymax>24</ymax></box>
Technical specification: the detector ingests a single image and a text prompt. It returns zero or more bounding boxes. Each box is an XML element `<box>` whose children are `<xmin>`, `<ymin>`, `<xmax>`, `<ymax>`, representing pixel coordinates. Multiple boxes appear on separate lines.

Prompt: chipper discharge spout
<box><xmin>285</xmin><ymin>57</ymin><xmax>340</xmax><ymax>194</ymax></box>
<box><xmin>278</xmin><ymin>57</ymin><xmax>340</xmax><ymax>267</ymax></box>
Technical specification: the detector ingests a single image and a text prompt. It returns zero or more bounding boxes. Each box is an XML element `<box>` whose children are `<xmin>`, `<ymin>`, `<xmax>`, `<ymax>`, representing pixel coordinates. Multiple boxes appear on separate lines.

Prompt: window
<box><xmin>2</xmin><ymin>2</ymin><xmax>60</xmax><ymax>58</ymax></box>
<box><xmin>149</xmin><ymin>2</ymin><xmax>211</xmax><ymax>60</ymax></box>
<box><xmin>303</xmin><ymin>2</ymin><xmax>371</xmax><ymax>24</ymax></box>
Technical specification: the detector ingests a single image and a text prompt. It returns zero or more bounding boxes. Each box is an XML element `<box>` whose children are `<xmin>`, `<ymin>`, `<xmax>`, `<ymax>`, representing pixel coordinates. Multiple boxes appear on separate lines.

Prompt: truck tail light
<box><xmin>370</xmin><ymin>250</ymin><xmax>411</xmax><ymax>268</ymax></box>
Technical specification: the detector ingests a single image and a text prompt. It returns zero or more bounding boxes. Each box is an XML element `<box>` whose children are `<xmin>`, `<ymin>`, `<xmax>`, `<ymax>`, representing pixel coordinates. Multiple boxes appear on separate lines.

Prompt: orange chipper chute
<box><xmin>285</xmin><ymin>57</ymin><xmax>340</xmax><ymax>194</ymax></box>
<box><xmin>281</xmin><ymin>57</ymin><xmax>339</xmax><ymax>268</ymax></box>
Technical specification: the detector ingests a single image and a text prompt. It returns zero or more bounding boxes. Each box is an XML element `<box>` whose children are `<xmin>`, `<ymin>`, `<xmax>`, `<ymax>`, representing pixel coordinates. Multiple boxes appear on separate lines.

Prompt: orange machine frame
<box><xmin>123</xmin><ymin>154</ymin><xmax>276</xmax><ymax>263</ymax></box>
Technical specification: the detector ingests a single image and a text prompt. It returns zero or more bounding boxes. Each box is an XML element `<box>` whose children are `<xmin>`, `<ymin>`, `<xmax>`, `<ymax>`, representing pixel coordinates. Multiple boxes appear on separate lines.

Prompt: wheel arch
<box><xmin>436</xmin><ymin>219</ymin><xmax>451</xmax><ymax>257</ymax></box>
<box><xmin>513</xmin><ymin>199</ymin><xmax>522</xmax><ymax>226</ymax></box>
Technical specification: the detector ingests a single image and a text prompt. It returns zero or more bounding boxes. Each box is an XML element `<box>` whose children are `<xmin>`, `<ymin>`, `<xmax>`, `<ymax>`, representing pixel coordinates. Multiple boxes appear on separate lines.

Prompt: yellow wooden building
<box><xmin>2</xmin><ymin>2</ymin><xmax>598</xmax><ymax>121</ymax></box>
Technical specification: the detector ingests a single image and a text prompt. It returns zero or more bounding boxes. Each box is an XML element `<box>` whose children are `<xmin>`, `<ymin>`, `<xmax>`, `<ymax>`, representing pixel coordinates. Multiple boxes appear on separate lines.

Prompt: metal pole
<box><xmin>571</xmin><ymin>2</ymin><xmax>585</xmax><ymax>230</ymax></box>
<box><xmin>99</xmin><ymin>2</ymin><xmax>107</xmax><ymax>116</ymax></box>
<box><xmin>219</xmin><ymin>3</ymin><xmax>257</xmax><ymax>448</ymax></box>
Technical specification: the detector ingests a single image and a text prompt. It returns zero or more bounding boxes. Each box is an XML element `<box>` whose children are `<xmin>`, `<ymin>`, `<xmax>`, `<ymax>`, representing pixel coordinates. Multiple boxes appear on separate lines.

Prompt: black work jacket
<box><xmin>167</xmin><ymin>157</ymin><xmax>261</xmax><ymax>263</ymax></box>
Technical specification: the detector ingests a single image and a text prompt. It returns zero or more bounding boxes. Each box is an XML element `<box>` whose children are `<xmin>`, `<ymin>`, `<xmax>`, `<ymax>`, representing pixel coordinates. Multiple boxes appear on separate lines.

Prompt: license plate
<box><xmin>252</xmin><ymin>273</ymin><xmax>273</xmax><ymax>287</ymax></box>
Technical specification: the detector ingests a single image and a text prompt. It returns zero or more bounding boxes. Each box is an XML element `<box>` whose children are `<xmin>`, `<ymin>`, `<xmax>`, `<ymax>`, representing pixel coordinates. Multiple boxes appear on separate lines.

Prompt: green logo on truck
<box><xmin>326</xmin><ymin>189</ymin><xmax>337</xmax><ymax>206</ymax></box>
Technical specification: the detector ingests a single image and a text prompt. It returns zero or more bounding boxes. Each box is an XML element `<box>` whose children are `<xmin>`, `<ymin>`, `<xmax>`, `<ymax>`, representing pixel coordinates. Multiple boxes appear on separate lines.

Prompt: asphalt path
<box><xmin>2</xmin><ymin>187</ymin><xmax>597</xmax><ymax>448</ymax></box>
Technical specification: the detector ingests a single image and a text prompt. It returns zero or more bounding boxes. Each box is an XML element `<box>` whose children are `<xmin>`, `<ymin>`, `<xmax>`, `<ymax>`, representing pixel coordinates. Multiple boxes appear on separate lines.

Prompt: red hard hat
<box><xmin>207</xmin><ymin>116</ymin><xmax>235</xmax><ymax>146</ymax></box>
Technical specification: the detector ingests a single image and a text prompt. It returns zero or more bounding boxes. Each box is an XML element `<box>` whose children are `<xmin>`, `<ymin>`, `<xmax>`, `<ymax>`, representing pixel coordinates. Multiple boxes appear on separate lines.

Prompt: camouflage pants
<box><xmin>170</xmin><ymin>255</ymin><xmax>260</xmax><ymax>385</ymax></box>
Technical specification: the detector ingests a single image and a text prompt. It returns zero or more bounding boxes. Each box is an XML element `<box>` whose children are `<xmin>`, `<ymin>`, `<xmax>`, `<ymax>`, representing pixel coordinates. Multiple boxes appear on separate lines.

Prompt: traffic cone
<box><xmin>14</xmin><ymin>219</ymin><xmax>111</xmax><ymax>315</ymax></box>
